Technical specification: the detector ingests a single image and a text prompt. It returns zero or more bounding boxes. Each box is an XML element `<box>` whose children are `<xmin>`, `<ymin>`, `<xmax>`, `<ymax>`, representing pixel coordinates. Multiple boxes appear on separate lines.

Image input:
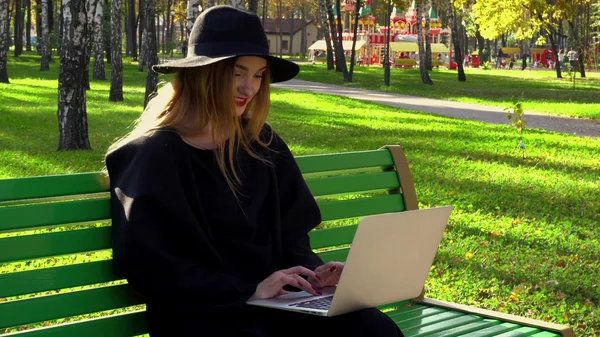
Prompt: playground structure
<box><xmin>307</xmin><ymin>0</ymin><xmax>451</xmax><ymax>67</ymax></box>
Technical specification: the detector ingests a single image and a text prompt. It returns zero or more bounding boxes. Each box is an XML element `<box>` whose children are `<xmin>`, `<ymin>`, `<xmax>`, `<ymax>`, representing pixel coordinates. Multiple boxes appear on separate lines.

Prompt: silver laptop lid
<box><xmin>328</xmin><ymin>206</ymin><xmax>452</xmax><ymax>316</ymax></box>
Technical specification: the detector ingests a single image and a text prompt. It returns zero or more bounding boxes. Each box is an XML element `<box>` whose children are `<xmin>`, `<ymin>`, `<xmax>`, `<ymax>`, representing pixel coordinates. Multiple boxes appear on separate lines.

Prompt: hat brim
<box><xmin>152</xmin><ymin>54</ymin><xmax>299</xmax><ymax>83</ymax></box>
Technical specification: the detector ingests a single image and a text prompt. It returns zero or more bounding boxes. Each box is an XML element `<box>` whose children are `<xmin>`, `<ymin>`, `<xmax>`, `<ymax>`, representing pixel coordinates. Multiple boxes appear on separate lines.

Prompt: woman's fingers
<box><xmin>283</xmin><ymin>265</ymin><xmax>317</xmax><ymax>279</ymax></box>
<box><xmin>281</xmin><ymin>274</ymin><xmax>321</xmax><ymax>296</ymax></box>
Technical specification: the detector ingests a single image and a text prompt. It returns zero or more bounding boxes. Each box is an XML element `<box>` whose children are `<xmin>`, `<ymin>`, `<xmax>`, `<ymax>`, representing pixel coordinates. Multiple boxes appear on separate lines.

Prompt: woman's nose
<box><xmin>238</xmin><ymin>81</ymin><xmax>254</xmax><ymax>96</ymax></box>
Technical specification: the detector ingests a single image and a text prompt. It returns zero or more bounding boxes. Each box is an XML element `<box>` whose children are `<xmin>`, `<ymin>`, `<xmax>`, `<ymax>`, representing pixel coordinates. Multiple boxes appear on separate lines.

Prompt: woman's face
<box><xmin>233</xmin><ymin>56</ymin><xmax>267</xmax><ymax>116</ymax></box>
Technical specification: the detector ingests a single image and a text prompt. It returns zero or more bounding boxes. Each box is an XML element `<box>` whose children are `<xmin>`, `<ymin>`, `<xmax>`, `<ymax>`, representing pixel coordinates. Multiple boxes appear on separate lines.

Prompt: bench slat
<box><xmin>306</xmin><ymin>171</ymin><xmax>399</xmax><ymax>197</ymax></box>
<box><xmin>0</xmin><ymin>199</ymin><xmax>110</xmax><ymax>232</ymax></box>
<box><xmin>2</xmin><ymin>311</ymin><xmax>146</xmax><ymax>337</ymax></box>
<box><xmin>493</xmin><ymin>326</ymin><xmax>542</xmax><ymax>337</ymax></box>
<box><xmin>296</xmin><ymin>149</ymin><xmax>393</xmax><ymax>174</ymax></box>
<box><xmin>315</xmin><ymin>248</ymin><xmax>349</xmax><ymax>263</ymax></box>
<box><xmin>403</xmin><ymin>315</ymin><xmax>481</xmax><ymax>337</ymax></box>
<box><xmin>399</xmin><ymin>311</ymin><xmax>464</xmax><ymax>330</ymax></box>
<box><xmin>529</xmin><ymin>332</ymin><xmax>561</xmax><ymax>337</ymax></box>
<box><xmin>0</xmin><ymin>227</ymin><xmax>111</xmax><ymax>264</ymax></box>
<box><xmin>0</xmin><ymin>285</ymin><xmax>142</xmax><ymax>329</ymax></box>
<box><xmin>456</xmin><ymin>322</ymin><xmax>520</xmax><ymax>337</ymax></box>
<box><xmin>309</xmin><ymin>225</ymin><xmax>357</xmax><ymax>249</ymax></box>
<box><xmin>0</xmin><ymin>261</ymin><xmax>118</xmax><ymax>299</ymax></box>
<box><xmin>421</xmin><ymin>319</ymin><xmax>499</xmax><ymax>337</ymax></box>
<box><xmin>387</xmin><ymin>306</ymin><xmax>446</xmax><ymax>322</ymax></box>
<box><xmin>318</xmin><ymin>194</ymin><xmax>405</xmax><ymax>221</ymax></box>
<box><xmin>0</xmin><ymin>173</ymin><xmax>108</xmax><ymax>203</ymax></box>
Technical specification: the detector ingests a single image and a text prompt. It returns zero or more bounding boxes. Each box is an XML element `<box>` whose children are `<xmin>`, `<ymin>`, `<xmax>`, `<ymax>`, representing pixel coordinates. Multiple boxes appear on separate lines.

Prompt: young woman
<box><xmin>105</xmin><ymin>6</ymin><xmax>404</xmax><ymax>337</ymax></box>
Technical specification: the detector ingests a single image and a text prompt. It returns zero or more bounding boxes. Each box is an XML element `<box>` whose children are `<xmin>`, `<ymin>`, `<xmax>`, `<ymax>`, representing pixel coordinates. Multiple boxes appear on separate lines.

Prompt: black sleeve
<box><xmin>106</xmin><ymin>137</ymin><xmax>256</xmax><ymax>314</ymax></box>
<box><xmin>267</xmin><ymin>127</ymin><xmax>324</xmax><ymax>271</ymax></box>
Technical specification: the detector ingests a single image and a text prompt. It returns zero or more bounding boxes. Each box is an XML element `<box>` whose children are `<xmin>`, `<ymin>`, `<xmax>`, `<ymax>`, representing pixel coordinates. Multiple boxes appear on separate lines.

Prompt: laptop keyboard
<box><xmin>288</xmin><ymin>295</ymin><xmax>333</xmax><ymax>310</ymax></box>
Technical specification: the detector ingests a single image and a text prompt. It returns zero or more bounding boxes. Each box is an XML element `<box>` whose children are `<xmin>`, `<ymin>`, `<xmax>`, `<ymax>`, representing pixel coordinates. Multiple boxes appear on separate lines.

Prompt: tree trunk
<box><xmin>248</xmin><ymin>0</ymin><xmax>258</xmax><ymax>12</ymax></box>
<box><xmin>446</xmin><ymin>0</ymin><xmax>464</xmax><ymax>82</ymax></box>
<box><xmin>186</xmin><ymin>0</ymin><xmax>198</xmax><ymax>37</ymax></box>
<box><xmin>14</xmin><ymin>0</ymin><xmax>23</xmax><ymax>57</ymax></box>
<box><xmin>57</xmin><ymin>0</ymin><xmax>91</xmax><ymax>151</ymax></box>
<box><xmin>109</xmin><ymin>0</ymin><xmax>123</xmax><ymax>101</ymax></box>
<box><xmin>446</xmin><ymin>0</ymin><xmax>465</xmax><ymax>81</ymax></box>
<box><xmin>547</xmin><ymin>26</ymin><xmax>562</xmax><ymax>78</ymax></box>
<box><xmin>40</xmin><ymin>0</ymin><xmax>50</xmax><ymax>70</ymax></box>
<box><xmin>328</xmin><ymin>0</ymin><xmax>345</xmax><ymax>73</ymax></box>
<box><xmin>347</xmin><ymin>0</ymin><xmax>360</xmax><ymax>82</ymax></box>
<box><xmin>138</xmin><ymin>0</ymin><xmax>144</xmax><ymax>56</ymax></box>
<box><xmin>416</xmin><ymin>1</ymin><xmax>432</xmax><ymax>84</ymax></box>
<box><xmin>289</xmin><ymin>12</ymin><xmax>294</xmax><ymax>56</ymax></box>
<box><xmin>424</xmin><ymin>0</ymin><xmax>432</xmax><ymax>70</ymax></box>
<box><xmin>0</xmin><ymin>0</ymin><xmax>9</xmax><ymax>83</ymax></box>
<box><xmin>300</xmin><ymin>5</ymin><xmax>306</xmax><ymax>58</ymax></box>
<box><xmin>25</xmin><ymin>0</ymin><xmax>31</xmax><ymax>51</ymax></box>
<box><xmin>144</xmin><ymin>0</ymin><xmax>158</xmax><ymax>108</ymax></box>
<box><xmin>35</xmin><ymin>0</ymin><xmax>41</xmax><ymax>51</ymax></box>
<box><xmin>230</xmin><ymin>0</ymin><xmax>244</xmax><ymax>9</ymax></box>
<box><xmin>104</xmin><ymin>0</ymin><xmax>111</xmax><ymax>63</ymax></box>
<box><xmin>318</xmin><ymin>0</ymin><xmax>334</xmax><ymax>70</ymax></box>
<box><xmin>128</xmin><ymin>0</ymin><xmax>136</xmax><ymax>59</ymax></box>
<box><xmin>82</xmin><ymin>0</ymin><xmax>98</xmax><ymax>90</ymax></box>
<box><xmin>138</xmin><ymin>29</ymin><xmax>146</xmax><ymax>71</ymax></box>
<box><xmin>474</xmin><ymin>25</ymin><xmax>484</xmax><ymax>59</ymax></box>
<box><xmin>93</xmin><ymin>0</ymin><xmax>105</xmax><ymax>80</ymax></box>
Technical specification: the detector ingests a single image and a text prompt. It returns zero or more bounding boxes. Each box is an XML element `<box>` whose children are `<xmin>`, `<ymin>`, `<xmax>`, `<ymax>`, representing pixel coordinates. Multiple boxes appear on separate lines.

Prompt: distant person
<box><xmin>521</xmin><ymin>52</ymin><xmax>528</xmax><ymax>70</ymax></box>
<box><xmin>496</xmin><ymin>48</ymin><xmax>503</xmax><ymax>69</ymax></box>
<box><xmin>567</xmin><ymin>48</ymin><xmax>577</xmax><ymax>71</ymax></box>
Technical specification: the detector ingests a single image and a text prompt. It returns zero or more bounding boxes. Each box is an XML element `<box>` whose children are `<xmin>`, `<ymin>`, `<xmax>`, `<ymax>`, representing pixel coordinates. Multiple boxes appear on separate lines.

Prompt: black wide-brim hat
<box><xmin>152</xmin><ymin>6</ymin><xmax>299</xmax><ymax>83</ymax></box>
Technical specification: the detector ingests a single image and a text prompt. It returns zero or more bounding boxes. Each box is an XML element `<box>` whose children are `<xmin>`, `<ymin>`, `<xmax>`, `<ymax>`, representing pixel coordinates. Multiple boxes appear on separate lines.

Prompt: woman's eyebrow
<box><xmin>235</xmin><ymin>64</ymin><xmax>267</xmax><ymax>72</ymax></box>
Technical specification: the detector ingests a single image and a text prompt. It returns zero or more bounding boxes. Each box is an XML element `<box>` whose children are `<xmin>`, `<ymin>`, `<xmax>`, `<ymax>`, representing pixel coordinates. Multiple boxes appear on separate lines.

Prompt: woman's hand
<box><xmin>249</xmin><ymin>266</ymin><xmax>323</xmax><ymax>301</ymax></box>
<box><xmin>308</xmin><ymin>261</ymin><xmax>345</xmax><ymax>288</ymax></box>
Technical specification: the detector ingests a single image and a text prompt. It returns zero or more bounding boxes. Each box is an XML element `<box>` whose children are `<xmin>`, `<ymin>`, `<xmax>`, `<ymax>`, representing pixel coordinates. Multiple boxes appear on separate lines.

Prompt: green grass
<box><xmin>296</xmin><ymin>64</ymin><xmax>600</xmax><ymax>120</ymax></box>
<box><xmin>1</xmin><ymin>56</ymin><xmax>600</xmax><ymax>336</ymax></box>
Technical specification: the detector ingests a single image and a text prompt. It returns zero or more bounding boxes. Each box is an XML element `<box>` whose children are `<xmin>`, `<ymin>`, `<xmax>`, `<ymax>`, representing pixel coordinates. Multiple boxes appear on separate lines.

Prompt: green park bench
<box><xmin>0</xmin><ymin>145</ymin><xmax>574</xmax><ymax>336</ymax></box>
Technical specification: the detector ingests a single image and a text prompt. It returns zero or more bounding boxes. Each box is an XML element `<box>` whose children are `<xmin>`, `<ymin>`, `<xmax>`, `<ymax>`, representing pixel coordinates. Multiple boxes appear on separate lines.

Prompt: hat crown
<box><xmin>188</xmin><ymin>6</ymin><xmax>269</xmax><ymax>57</ymax></box>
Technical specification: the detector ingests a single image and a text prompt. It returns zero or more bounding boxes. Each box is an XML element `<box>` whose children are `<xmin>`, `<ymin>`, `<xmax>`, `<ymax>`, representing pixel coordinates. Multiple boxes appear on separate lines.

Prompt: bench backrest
<box><xmin>0</xmin><ymin>145</ymin><xmax>417</xmax><ymax>336</ymax></box>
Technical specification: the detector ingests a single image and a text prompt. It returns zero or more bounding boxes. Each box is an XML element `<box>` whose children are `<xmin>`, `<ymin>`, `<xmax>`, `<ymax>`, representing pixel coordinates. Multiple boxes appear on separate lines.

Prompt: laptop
<box><xmin>246</xmin><ymin>205</ymin><xmax>452</xmax><ymax>317</ymax></box>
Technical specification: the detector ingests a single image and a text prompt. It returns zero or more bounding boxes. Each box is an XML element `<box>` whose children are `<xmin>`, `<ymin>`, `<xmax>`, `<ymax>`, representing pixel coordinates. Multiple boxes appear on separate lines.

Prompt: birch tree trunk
<box><xmin>57</xmin><ymin>0</ymin><xmax>91</xmax><ymax>150</ymax></box>
<box><xmin>144</xmin><ymin>0</ymin><xmax>158</xmax><ymax>108</ymax></box>
<box><xmin>424</xmin><ymin>1</ymin><xmax>432</xmax><ymax>70</ymax></box>
<box><xmin>138</xmin><ymin>29</ymin><xmax>146</xmax><ymax>72</ymax></box>
<box><xmin>318</xmin><ymin>0</ymin><xmax>334</xmax><ymax>70</ymax></box>
<box><xmin>127</xmin><ymin>0</ymin><xmax>136</xmax><ymax>59</ymax></box>
<box><xmin>416</xmin><ymin>0</ymin><xmax>432</xmax><ymax>84</ymax></box>
<box><xmin>230</xmin><ymin>0</ymin><xmax>244</xmax><ymax>9</ymax></box>
<box><xmin>93</xmin><ymin>0</ymin><xmax>106</xmax><ymax>80</ymax></box>
<box><xmin>83</xmin><ymin>0</ymin><xmax>98</xmax><ymax>89</ymax></box>
<box><xmin>40</xmin><ymin>0</ymin><xmax>50</xmax><ymax>70</ymax></box>
<box><xmin>109</xmin><ymin>0</ymin><xmax>123</xmax><ymax>101</ymax></box>
<box><xmin>446</xmin><ymin>0</ymin><xmax>465</xmax><ymax>81</ymax></box>
<box><xmin>0</xmin><ymin>0</ymin><xmax>9</xmax><ymax>83</ymax></box>
<box><xmin>186</xmin><ymin>0</ymin><xmax>198</xmax><ymax>37</ymax></box>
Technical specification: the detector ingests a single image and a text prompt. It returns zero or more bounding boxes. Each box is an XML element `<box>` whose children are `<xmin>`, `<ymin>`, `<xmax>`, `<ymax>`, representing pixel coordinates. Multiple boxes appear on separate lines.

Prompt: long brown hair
<box><xmin>106</xmin><ymin>57</ymin><xmax>273</xmax><ymax>196</ymax></box>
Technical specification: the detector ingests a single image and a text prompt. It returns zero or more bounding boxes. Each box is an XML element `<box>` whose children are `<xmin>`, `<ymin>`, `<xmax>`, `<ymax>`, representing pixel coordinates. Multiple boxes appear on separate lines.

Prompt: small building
<box><xmin>263</xmin><ymin>18</ymin><xmax>319</xmax><ymax>55</ymax></box>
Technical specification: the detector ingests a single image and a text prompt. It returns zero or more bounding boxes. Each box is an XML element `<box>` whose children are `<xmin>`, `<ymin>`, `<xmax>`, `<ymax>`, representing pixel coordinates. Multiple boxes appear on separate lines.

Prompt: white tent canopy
<box><xmin>308</xmin><ymin>40</ymin><xmax>367</xmax><ymax>51</ymax></box>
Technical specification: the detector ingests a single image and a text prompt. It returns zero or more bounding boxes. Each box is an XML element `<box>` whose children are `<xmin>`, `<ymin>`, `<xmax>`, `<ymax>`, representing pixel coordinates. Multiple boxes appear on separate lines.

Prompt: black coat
<box><xmin>106</xmin><ymin>125</ymin><xmax>323</xmax><ymax>333</ymax></box>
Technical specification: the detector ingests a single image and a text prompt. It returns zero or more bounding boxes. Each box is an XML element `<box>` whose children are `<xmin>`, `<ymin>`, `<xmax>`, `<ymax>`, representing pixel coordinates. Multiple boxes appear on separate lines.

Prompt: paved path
<box><xmin>272</xmin><ymin>79</ymin><xmax>600</xmax><ymax>139</ymax></box>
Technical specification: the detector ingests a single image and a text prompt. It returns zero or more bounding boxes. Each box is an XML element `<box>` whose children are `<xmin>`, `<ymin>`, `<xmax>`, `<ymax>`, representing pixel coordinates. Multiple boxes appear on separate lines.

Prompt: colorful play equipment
<box><xmin>307</xmin><ymin>0</ymin><xmax>451</xmax><ymax>67</ymax></box>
